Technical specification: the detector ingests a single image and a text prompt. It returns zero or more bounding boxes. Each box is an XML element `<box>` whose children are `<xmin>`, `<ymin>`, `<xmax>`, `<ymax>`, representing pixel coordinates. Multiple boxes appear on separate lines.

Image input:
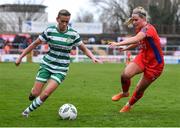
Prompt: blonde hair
<box><xmin>125</xmin><ymin>6</ymin><xmax>150</xmax><ymax>26</ymax></box>
<box><xmin>132</xmin><ymin>6</ymin><xmax>148</xmax><ymax>19</ymax></box>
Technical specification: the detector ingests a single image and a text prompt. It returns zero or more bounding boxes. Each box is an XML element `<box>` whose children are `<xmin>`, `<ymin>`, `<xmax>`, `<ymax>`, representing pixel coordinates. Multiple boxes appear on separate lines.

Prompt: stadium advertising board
<box><xmin>71</xmin><ymin>23</ymin><xmax>103</xmax><ymax>34</ymax></box>
<box><xmin>0</xmin><ymin>54</ymin><xmax>27</xmax><ymax>62</ymax></box>
<box><xmin>22</xmin><ymin>21</ymin><xmax>55</xmax><ymax>33</ymax></box>
<box><xmin>22</xmin><ymin>21</ymin><xmax>103</xmax><ymax>34</ymax></box>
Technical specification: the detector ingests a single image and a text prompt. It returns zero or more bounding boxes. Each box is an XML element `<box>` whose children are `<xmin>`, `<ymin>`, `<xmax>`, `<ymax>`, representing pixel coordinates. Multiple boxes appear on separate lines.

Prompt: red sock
<box><xmin>121</xmin><ymin>76</ymin><xmax>131</xmax><ymax>92</ymax></box>
<box><xmin>129</xmin><ymin>91</ymin><xmax>144</xmax><ymax>106</ymax></box>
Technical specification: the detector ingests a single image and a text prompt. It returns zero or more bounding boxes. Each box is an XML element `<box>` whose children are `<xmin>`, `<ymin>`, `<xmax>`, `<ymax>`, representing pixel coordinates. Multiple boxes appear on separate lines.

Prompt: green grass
<box><xmin>0</xmin><ymin>62</ymin><xmax>180</xmax><ymax>127</ymax></box>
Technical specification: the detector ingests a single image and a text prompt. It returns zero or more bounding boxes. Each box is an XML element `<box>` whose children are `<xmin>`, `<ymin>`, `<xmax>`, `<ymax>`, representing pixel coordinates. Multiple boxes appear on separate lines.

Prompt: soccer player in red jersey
<box><xmin>109</xmin><ymin>6</ymin><xmax>164</xmax><ymax>112</ymax></box>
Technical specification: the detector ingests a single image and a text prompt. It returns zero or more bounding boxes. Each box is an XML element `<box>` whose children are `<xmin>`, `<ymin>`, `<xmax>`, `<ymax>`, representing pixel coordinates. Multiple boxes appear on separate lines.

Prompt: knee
<box><xmin>31</xmin><ymin>89</ymin><xmax>41</xmax><ymax>97</ymax></box>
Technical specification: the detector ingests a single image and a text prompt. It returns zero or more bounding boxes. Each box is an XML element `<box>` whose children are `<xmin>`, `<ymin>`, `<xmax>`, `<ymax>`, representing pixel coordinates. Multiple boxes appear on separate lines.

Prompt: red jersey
<box><xmin>133</xmin><ymin>24</ymin><xmax>164</xmax><ymax>81</ymax></box>
<box><xmin>138</xmin><ymin>24</ymin><xmax>164</xmax><ymax>67</ymax></box>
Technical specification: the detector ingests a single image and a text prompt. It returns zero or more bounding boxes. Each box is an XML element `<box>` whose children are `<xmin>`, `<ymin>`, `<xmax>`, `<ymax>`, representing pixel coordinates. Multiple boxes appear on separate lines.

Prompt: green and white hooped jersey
<box><xmin>39</xmin><ymin>25</ymin><xmax>83</xmax><ymax>76</ymax></box>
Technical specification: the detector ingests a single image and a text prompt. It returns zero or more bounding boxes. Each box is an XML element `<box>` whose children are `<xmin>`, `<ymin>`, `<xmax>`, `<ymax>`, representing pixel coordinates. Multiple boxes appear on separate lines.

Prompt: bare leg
<box><xmin>120</xmin><ymin>75</ymin><xmax>153</xmax><ymax>112</ymax></box>
<box><xmin>121</xmin><ymin>62</ymin><xmax>143</xmax><ymax>93</ymax></box>
<box><xmin>29</xmin><ymin>81</ymin><xmax>45</xmax><ymax>101</ymax></box>
<box><xmin>22</xmin><ymin>79</ymin><xmax>59</xmax><ymax>117</ymax></box>
<box><xmin>39</xmin><ymin>79</ymin><xmax>59</xmax><ymax>102</ymax></box>
<box><xmin>128</xmin><ymin>75</ymin><xmax>153</xmax><ymax>106</ymax></box>
<box><xmin>112</xmin><ymin>62</ymin><xmax>143</xmax><ymax>101</ymax></box>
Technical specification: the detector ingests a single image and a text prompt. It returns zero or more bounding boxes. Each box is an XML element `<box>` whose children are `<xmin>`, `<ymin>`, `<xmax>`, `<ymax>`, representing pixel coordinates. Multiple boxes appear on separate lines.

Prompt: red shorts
<box><xmin>133</xmin><ymin>54</ymin><xmax>164</xmax><ymax>81</ymax></box>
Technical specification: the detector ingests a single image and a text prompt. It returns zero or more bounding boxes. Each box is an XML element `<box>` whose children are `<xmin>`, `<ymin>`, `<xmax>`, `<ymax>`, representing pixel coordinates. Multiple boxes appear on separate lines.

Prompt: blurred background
<box><xmin>0</xmin><ymin>0</ymin><xmax>179</xmax><ymax>64</ymax></box>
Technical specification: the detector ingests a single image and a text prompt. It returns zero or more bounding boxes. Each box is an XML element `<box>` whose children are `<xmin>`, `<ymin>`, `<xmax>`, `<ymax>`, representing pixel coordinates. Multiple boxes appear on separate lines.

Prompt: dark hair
<box><xmin>57</xmin><ymin>9</ymin><xmax>71</xmax><ymax>17</ymax></box>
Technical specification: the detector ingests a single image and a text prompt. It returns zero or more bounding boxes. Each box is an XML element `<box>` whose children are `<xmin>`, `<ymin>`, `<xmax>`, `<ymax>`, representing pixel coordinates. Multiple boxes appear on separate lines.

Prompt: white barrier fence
<box><xmin>0</xmin><ymin>45</ymin><xmax>180</xmax><ymax>64</ymax></box>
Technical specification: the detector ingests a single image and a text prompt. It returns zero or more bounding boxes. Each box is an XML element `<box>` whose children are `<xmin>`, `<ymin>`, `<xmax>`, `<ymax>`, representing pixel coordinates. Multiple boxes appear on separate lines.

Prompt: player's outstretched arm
<box><xmin>109</xmin><ymin>32</ymin><xmax>146</xmax><ymax>47</ymax></box>
<box><xmin>15</xmin><ymin>38</ymin><xmax>43</xmax><ymax>66</ymax></box>
<box><xmin>123</xmin><ymin>44</ymin><xmax>138</xmax><ymax>51</ymax></box>
<box><xmin>78</xmin><ymin>43</ymin><xmax>103</xmax><ymax>64</ymax></box>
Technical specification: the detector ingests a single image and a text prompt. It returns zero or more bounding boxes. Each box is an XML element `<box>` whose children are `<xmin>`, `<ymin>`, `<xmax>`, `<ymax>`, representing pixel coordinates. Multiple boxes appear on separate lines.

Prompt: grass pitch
<box><xmin>0</xmin><ymin>62</ymin><xmax>180</xmax><ymax>127</ymax></box>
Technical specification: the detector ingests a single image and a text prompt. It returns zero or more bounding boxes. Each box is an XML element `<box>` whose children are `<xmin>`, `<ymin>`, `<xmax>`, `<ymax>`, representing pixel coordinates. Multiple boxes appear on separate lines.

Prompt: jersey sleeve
<box><xmin>140</xmin><ymin>25</ymin><xmax>154</xmax><ymax>38</ymax></box>
<box><xmin>38</xmin><ymin>28</ymin><xmax>50</xmax><ymax>42</ymax></box>
<box><xmin>73</xmin><ymin>33</ymin><xmax>83</xmax><ymax>47</ymax></box>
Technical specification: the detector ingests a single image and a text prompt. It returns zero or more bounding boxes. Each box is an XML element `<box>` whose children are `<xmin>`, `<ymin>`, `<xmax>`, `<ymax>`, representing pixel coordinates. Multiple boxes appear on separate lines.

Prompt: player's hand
<box><xmin>15</xmin><ymin>57</ymin><xmax>22</xmax><ymax>66</ymax></box>
<box><xmin>93</xmin><ymin>58</ymin><xmax>103</xmax><ymax>64</ymax></box>
<box><xmin>108</xmin><ymin>41</ymin><xmax>118</xmax><ymax>48</ymax></box>
<box><xmin>118</xmin><ymin>46</ymin><xmax>127</xmax><ymax>52</ymax></box>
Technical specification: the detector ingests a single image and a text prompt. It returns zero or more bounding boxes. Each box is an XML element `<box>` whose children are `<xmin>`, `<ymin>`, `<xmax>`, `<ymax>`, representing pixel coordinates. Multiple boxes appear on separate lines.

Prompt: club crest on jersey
<box><xmin>66</xmin><ymin>38</ymin><xmax>73</xmax><ymax>43</ymax></box>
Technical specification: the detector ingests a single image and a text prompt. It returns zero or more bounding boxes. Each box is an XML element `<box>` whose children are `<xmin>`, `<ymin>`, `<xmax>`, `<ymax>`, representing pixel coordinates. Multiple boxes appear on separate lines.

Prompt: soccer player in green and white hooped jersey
<box><xmin>39</xmin><ymin>25</ymin><xmax>81</xmax><ymax>82</ymax></box>
<box><xmin>15</xmin><ymin>9</ymin><xmax>102</xmax><ymax>118</ymax></box>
